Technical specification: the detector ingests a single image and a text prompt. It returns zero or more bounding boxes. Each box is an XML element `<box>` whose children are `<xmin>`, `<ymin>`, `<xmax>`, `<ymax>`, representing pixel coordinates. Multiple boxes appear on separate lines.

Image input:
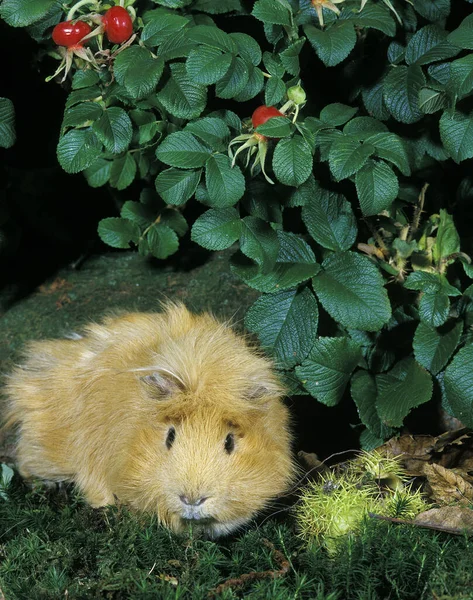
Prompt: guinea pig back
<box><xmin>3</xmin><ymin>303</ymin><xmax>295</xmax><ymax>537</ymax></box>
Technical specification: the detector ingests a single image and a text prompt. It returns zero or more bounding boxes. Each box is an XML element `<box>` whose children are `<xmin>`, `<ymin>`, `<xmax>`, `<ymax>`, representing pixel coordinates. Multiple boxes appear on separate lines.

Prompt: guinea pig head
<box><xmin>116</xmin><ymin>364</ymin><xmax>294</xmax><ymax>538</ymax></box>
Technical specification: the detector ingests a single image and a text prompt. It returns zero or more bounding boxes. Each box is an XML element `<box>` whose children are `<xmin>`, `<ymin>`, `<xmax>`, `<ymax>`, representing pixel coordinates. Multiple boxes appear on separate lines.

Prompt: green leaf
<box><xmin>192</xmin><ymin>0</ymin><xmax>242</xmax><ymax>13</ymax></box>
<box><xmin>383</xmin><ymin>65</ymin><xmax>425</xmax><ymax>124</ymax></box>
<box><xmin>439</xmin><ymin>109</ymin><xmax>473</xmax><ymax>164</ymax></box>
<box><xmin>363</xmin><ymin>132</ymin><xmax>411</xmax><ymax>176</ymax></box>
<box><xmin>405</xmin><ymin>24</ymin><xmax>459</xmax><ymax>66</ymax></box>
<box><xmin>98</xmin><ymin>217</ymin><xmax>140</xmax><ymax>249</ymax></box>
<box><xmin>157</xmin><ymin>63</ymin><xmax>207</xmax><ymax>119</ymax></box>
<box><xmin>376</xmin><ymin>358</ymin><xmax>433</xmax><ymax>427</ymax></box>
<box><xmin>404</xmin><ymin>271</ymin><xmax>461</xmax><ymax>295</ymax></box>
<box><xmin>273</xmin><ymin>135</ymin><xmax>313</xmax><ymax>187</ymax></box>
<box><xmin>120</xmin><ymin>201</ymin><xmax>154</xmax><ymax>229</ymax></box>
<box><xmin>413</xmin><ymin>321</ymin><xmax>463</xmax><ymax>375</ymax></box>
<box><xmin>62</xmin><ymin>103</ymin><xmax>103</xmax><ymax>130</ymax></box>
<box><xmin>229</xmin><ymin>32</ymin><xmax>262</xmax><ymax>66</ymax></box>
<box><xmin>155</xmin><ymin>167</ymin><xmax>202</xmax><ymax>205</ymax></box>
<box><xmin>0</xmin><ymin>0</ymin><xmax>54</xmax><ymax>26</ymax></box>
<box><xmin>187</xmin><ymin>24</ymin><xmax>237</xmax><ymax>53</ymax></box>
<box><xmin>343</xmin><ymin>117</ymin><xmax>388</xmax><ymax>140</ymax></box>
<box><xmin>191</xmin><ymin>207</ymin><xmax>241</xmax><ymax>250</ymax></box>
<box><xmin>0</xmin><ymin>463</ymin><xmax>14</xmax><ymax>500</ymax></box>
<box><xmin>444</xmin><ymin>345</ymin><xmax>473</xmax><ymax>428</ymax></box>
<box><xmin>263</xmin><ymin>51</ymin><xmax>285</xmax><ymax>77</ymax></box>
<box><xmin>130</xmin><ymin>110</ymin><xmax>159</xmax><ymax>145</ymax></box>
<box><xmin>304</xmin><ymin>22</ymin><xmax>357</xmax><ymax>67</ymax></box>
<box><xmin>151</xmin><ymin>0</ymin><xmax>192</xmax><ymax>7</ymax></box>
<box><xmin>158</xmin><ymin>28</ymin><xmax>197</xmax><ymax>61</ymax></box>
<box><xmin>141</xmin><ymin>11</ymin><xmax>189</xmax><ymax>47</ymax></box>
<box><xmin>450</xmin><ymin>54</ymin><xmax>473</xmax><ymax>97</ymax></box>
<box><xmin>252</xmin><ymin>0</ymin><xmax>292</xmax><ymax>26</ymax></box>
<box><xmin>296</xmin><ymin>337</ymin><xmax>362</xmax><ymax>406</ymax></box>
<box><xmin>264</xmin><ymin>76</ymin><xmax>286</xmax><ymax>106</ymax></box>
<box><xmin>240</xmin><ymin>216</ymin><xmax>280</xmax><ymax>271</ymax></box>
<box><xmin>0</xmin><ymin>97</ymin><xmax>15</xmax><ymax>149</ymax></box>
<box><xmin>84</xmin><ymin>158</ymin><xmax>112</xmax><ymax>188</ymax></box>
<box><xmin>313</xmin><ymin>251</ymin><xmax>392</xmax><ymax>331</ymax></box>
<box><xmin>413</xmin><ymin>0</ymin><xmax>450</xmax><ymax>22</ymax></box>
<box><xmin>301</xmin><ymin>184</ymin><xmax>357</xmax><ymax>251</ymax></box>
<box><xmin>231</xmin><ymin>231</ymin><xmax>319</xmax><ymax>292</ymax></box>
<box><xmin>110</xmin><ymin>154</ymin><xmax>137</xmax><ymax>190</ymax></box>
<box><xmin>246</xmin><ymin>288</ymin><xmax>319</xmax><ymax>369</ymax></box>
<box><xmin>186</xmin><ymin>46</ymin><xmax>233</xmax><ymax>85</ymax></box>
<box><xmin>280</xmin><ymin>39</ymin><xmax>305</xmax><ymax>76</ymax></box>
<box><xmin>351</xmin><ymin>370</ymin><xmax>394</xmax><ymax>440</ymax></box>
<box><xmin>205</xmin><ymin>154</ymin><xmax>245</xmax><ymax>207</ymax></box>
<box><xmin>233</xmin><ymin>65</ymin><xmax>265</xmax><ymax>102</ymax></box>
<box><xmin>320</xmin><ymin>103</ymin><xmax>358</xmax><ymax>127</ymax></box>
<box><xmin>448</xmin><ymin>13</ymin><xmax>473</xmax><ymax>50</ymax></box>
<box><xmin>418</xmin><ymin>293</ymin><xmax>450</xmax><ymax>328</ymax></box>
<box><xmin>355</xmin><ymin>159</ymin><xmax>399</xmax><ymax>216</ymax></box>
<box><xmin>92</xmin><ymin>107</ymin><xmax>132</xmax><ymax>154</ymax></box>
<box><xmin>156</xmin><ymin>131</ymin><xmax>212</xmax><ymax>168</ymax></box>
<box><xmin>185</xmin><ymin>117</ymin><xmax>230</xmax><ymax>152</ymax></box>
<box><xmin>362</xmin><ymin>81</ymin><xmax>390</xmax><ymax>121</ymax></box>
<box><xmin>215</xmin><ymin>57</ymin><xmax>251</xmax><ymax>99</ymax></box>
<box><xmin>57</xmin><ymin>129</ymin><xmax>102</xmax><ymax>174</ymax></box>
<box><xmin>71</xmin><ymin>70</ymin><xmax>100</xmax><ymax>90</ymax></box>
<box><xmin>256</xmin><ymin>116</ymin><xmax>294</xmax><ymax>138</ymax></box>
<box><xmin>114</xmin><ymin>47</ymin><xmax>164</xmax><ymax>100</ymax></box>
<box><xmin>147</xmin><ymin>223</ymin><xmax>179</xmax><ymax>259</ymax></box>
<box><xmin>328</xmin><ymin>138</ymin><xmax>375</xmax><ymax>181</ymax></box>
<box><xmin>340</xmin><ymin>3</ymin><xmax>396</xmax><ymax>36</ymax></box>
<box><xmin>433</xmin><ymin>209</ymin><xmax>460</xmax><ymax>264</ymax></box>
<box><xmin>65</xmin><ymin>87</ymin><xmax>101</xmax><ymax>110</ymax></box>
<box><xmin>159</xmin><ymin>208</ymin><xmax>188</xmax><ymax>237</ymax></box>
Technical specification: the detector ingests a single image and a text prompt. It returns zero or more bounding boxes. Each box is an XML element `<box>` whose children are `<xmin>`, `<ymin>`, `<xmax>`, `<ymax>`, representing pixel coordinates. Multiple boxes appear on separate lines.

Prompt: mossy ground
<box><xmin>1</xmin><ymin>477</ymin><xmax>473</xmax><ymax>599</ymax></box>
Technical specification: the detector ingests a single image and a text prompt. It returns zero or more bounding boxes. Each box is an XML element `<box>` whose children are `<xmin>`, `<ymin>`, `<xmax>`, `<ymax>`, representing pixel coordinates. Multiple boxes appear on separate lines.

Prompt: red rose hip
<box><xmin>102</xmin><ymin>6</ymin><xmax>133</xmax><ymax>44</ymax></box>
<box><xmin>52</xmin><ymin>20</ymin><xmax>92</xmax><ymax>48</ymax></box>
<box><xmin>252</xmin><ymin>106</ymin><xmax>284</xmax><ymax>129</ymax></box>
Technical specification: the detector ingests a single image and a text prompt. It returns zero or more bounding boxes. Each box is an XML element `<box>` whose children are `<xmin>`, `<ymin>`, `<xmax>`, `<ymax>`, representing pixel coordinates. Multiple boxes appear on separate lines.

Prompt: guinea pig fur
<box><xmin>3</xmin><ymin>303</ymin><xmax>295</xmax><ymax>538</ymax></box>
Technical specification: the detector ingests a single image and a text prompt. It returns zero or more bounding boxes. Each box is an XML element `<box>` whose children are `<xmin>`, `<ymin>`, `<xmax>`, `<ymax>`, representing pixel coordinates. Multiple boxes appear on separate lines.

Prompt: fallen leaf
<box><xmin>423</xmin><ymin>463</ymin><xmax>473</xmax><ymax>506</ymax></box>
<box><xmin>381</xmin><ymin>435</ymin><xmax>435</xmax><ymax>476</ymax></box>
<box><xmin>415</xmin><ymin>506</ymin><xmax>473</xmax><ymax>534</ymax></box>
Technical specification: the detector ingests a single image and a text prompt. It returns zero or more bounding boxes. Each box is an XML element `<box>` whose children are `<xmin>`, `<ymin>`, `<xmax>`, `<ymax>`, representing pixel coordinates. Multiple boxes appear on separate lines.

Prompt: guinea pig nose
<box><xmin>179</xmin><ymin>495</ymin><xmax>208</xmax><ymax>507</ymax></box>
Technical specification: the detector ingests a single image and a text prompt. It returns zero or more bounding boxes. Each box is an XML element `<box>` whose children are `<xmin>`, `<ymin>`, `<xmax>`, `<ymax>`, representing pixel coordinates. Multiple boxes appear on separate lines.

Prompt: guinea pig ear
<box><xmin>140</xmin><ymin>369</ymin><xmax>185</xmax><ymax>399</ymax></box>
<box><xmin>244</xmin><ymin>376</ymin><xmax>284</xmax><ymax>404</ymax></box>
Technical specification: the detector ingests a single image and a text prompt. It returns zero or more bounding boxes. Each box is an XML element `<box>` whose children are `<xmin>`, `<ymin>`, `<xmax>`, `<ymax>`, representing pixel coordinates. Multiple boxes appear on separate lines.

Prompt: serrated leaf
<box><xmin>158</xmin><ymin>28</ymin><xmax>197</xmax><ymax>61</ymax></box>
<box><xmin>186</xmin><ymin>46</ymin><xmax>233</xmax><ymax>85</ymax></box>
<box><xmin>233</xmin><ymin>65</ymin><xmax>265</xmax><ymax>102</ymax></box>
<box><xmin>130</xmin><ymin>110</ymin><xmax>159</xmax><ymax>145</ymax></box>
<box><xmin>240</xmin><ymin>216</ymin><xmax>279</xmax><ymax>271</ymax></box>
<box><xmin>57</xmin><ymin>129</ymin><xmax>102</xmax><ymax>174</ymax></box>
<box><xmin>419</xmin><ymin>88</ymin><xmax>448</xmax><ymax>115</ymax></box>
<box><xmin>444</xmin><ymin>344</ymin><xmax>473</xmax><ymax>428</ymax></box>
<box><xmin>65</xmin><ymin>87</ymin><xmax>101</xmax><ymax>109</ymax></box>
<box><xmin>62</xmin><ymin>102</ymin><xmax>103</xmax><ymax>130</ymax></box>
<box><xmin>229</xmin><ymin>32</ymin><xmax>262</xmax><ymax>66</ymax></box>
<box><xmin>273</xmin><ymin>135</ymin><xmax>313</xmax><ymax>187</ymax></box>
<box><xmin>343</xmin><ymin>116</ymin><xmax>388</xmax><ymax>139</ymax></box>
<box><xmin>256</xmin><ymin>116</ymin><xmax>294</xmax><ymax>138</ymax></box>
<box><xmin>414</xmin><ymin>321</ymin><xmax>463</xmax><ymax>375</ymax></box>
<box><xmin>320</xmin><ymin>103</ymin><xmax>358</xmax><ymax>127</ymax></box>
<box><xmin>280</xmin><ymin>39</ymin><xmax>305</xmax><ymax>76</ymax></box>
<box><xmin>405</xmin><ymin>24</ymin><xmax>459</xmax><ymax>66</ymax></box>
<box><xmin>114</xmin><ymin>47</ymin><xmax>164</xmax><ymax>100</ymax></box>
<box><xmin>263</xmin><ymin>51</ymin><xmax>285</xmax><ymax>77</ymax></box>
<box><xmin>98</xmin><ymin>217</ymin><xmax>140</xmax><ymax>249</ymax></box>
<box><xmin>450</xmin><ymin>54</ymin><xmax>473</xmax><ymax>98</ymax></box>
<box><xmin>376</xmin><ymin>358</ymin><xmax>433</xmax><ymax>427</ymax></box>
<box><xmin>84</xmin><ymin>158</ymin><xmax>111</xmax><ymax>188</ymax></box>
<box><xmin>355</xmin><ymin>159</ymin><xmax>399</xmax><ymax>216</ymax></box>
<box><xmin>413</xmin><ymin>0</ymin><xmax>450</xmax><ymax>22</ymax></box>
<box><xmin>439</xmin><ymin>109</ymin><xmax>473</xmax><ymax>164</ymax></box>
<box><xmin>231</xmin><ymin>231</ymin><xmax>319</xmax><ymax>292</ymax></box>
<box><xmin>72</xmin><ymin>70</ymin><xmax>100</xmax><ymax>90</ymax></box>
<box><xmin>191</xmin><ymin>207</ymin><xmax>241</xmax><ymax>250</ymax></box>
<box><xmin>155</xmin><ymin>167</ymin><xmax>201</xmax><ymax>205</ymax></box>
<box><xmin>340</xmin><ymin>3</ymin><xmax>396</xmax><ymax>36</ymax></box>
<box><xmin>141</xmin><ymin>11</ymin><xmax>189</xmax><ymax>47</ymax></box>
<box><xmin>110</xmin><ymin>153</ymin><xmax>136</xmax><ymax>190</ymax></box>
<box><xmin>296</xmin><ymin>337</ymin><xmax>362</xmax><ymax>406</ymax></box>
<box><xmin>157</xmin><ymin>63</ymin><xmax>207</xmax><ymax>119</ymax></box>
<box><xmin>252</xmin><ymin>0</ymin><xmax>292</xmax><ymax>26</ymax></box>
<box><xmin>205</xmin><ymin>153</ymin><xmax>245</xmax><ymax>207</ymax></box>
<box><xmin>301</xmin><ymin>183</ymin><xmax>357</xmax><ymax>251</ymax></box>
<box><xmin>0</xmin><ymin>97</ymin><xmax>15</xmax><ymax>149</ymax></box>
<box><xmin>313</xmin><ymin>251</ymin><xmax>392</xmax><ymax>331</ymax></box>
<box><xmin>418</xmin><ymin>293</ymin><xmax>450</xmax><ymax>328</ymax></box>
<box><xmin>193</xmin><ymin>0</ymin><xmax>242</xmax><ymax>13</ymax></box>
<box><xmin>351</xmin><ymin>370</ymin><xmax>394</xmax><ymax>440</ymax></box>
<box><xmin>120</xmin><ymin>200</ymin><xmax>154</xmax><ymax>229</ymax></box>
<box><xmin>246</xmin><ymin>287</ymin><xmax>318</xmax><ymax>369</ymax></box>
<box><xmin>92</xmin><ymin>107</ymin><xmax>132</xmax><ymax>154</ymax></box>
<box><xmin>147</xmin><ymin>223</ymin><xmax>179</xmax><ymax>259</ymax></box>
<box><xmin>156</xmin><ymin>131</ymin><xmax>212</xmax><ymax>168</ymax></box>
<box><xmin>187</xmin><ymin>24</ymin><xmax>237</xmax><ymax>53</ymax></box>
<box><xmin>362</xmin><ymin>81</ymin><xmax>391</xmax><ymax>121</ymax></box>
<box><xmin>383</xmin><ymin>65</ymin><xmax>425</xmax><ymax>124</ymax></box>
<box><xmin>159</xmin><ymin>208</ymin><xmax>188</xmax><ymax>237</ymax></box>
<box><xmin>404</xmin><ymin>271</ymin><xmax>461</xmax><ymax>295</ymax></box>
<box><xmin>185</xmin><ymin>117</ymin><xmax>230</xmax><ymax>151</ymax></box>
<box><xmin>363</xmin><ymin>132</ymin><xmax>410</xmax><ymax>175</ymax></box>
<box><xmin>215</xmin><ymin>57</ymin><xmax>251</xmax><ymax>99</ymax></box>
<box><xmin>0</xmin><ymin>0</ymin><xmax>54</xmax><ymax>26</ymax></box>
<box><xmin>329</xmin><ymin>138</ymin><xmax>375</xmax><ymax>181</ymax></box>
<box><xmin>448</xmin><ymin>13</ymin><xmax>473</xmax><ymax>50</ymax></box>
<box><xmin>265</xmin><ymin>76</ymin><xmax>286</xmax><ymax>106</ymax></box>
<box><xmin>304</xmin><ymin>22</ymin><xmax>357</xmax><ymax>67</ymax></box>
<box><xmin>433</xmin><ymin>209</ymin><xmax>460</xmax><ymax>264</ymax></box>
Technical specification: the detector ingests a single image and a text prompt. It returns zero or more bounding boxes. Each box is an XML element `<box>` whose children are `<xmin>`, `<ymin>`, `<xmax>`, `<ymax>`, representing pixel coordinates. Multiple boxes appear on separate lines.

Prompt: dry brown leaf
<box><xmin>423</xmin><ymin>463</ymin><xmax>473</xmax><ymax>506</ymax></box>
<box><xmin>415</xmin><ymin>506</ymin><xmax>473</xmax><ymax>534</ymax></box>
<box><xmin>381</xmin><ymin>435</ymin><xmax>435</xmax><ymax>476</ymax></box>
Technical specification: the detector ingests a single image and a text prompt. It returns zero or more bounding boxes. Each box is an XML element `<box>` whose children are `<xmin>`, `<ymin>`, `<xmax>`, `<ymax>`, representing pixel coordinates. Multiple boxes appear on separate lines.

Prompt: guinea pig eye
<box><xmin>224</xmin><ymin>433</ymin><xmax>235</xmax><ymax>455</ymax></box>
<box><xmin>166</xmin><ymin>427</ymin><xmax>176</xmax><ymax>450</ymax></box>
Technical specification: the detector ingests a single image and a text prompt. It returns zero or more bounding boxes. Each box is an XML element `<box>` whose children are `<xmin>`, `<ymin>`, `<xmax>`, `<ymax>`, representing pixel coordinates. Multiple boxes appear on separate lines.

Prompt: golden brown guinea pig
<box><xmin>3</xmin><ymin>303</ymin><xmax>295</xmax><ymax>537</ymax></box>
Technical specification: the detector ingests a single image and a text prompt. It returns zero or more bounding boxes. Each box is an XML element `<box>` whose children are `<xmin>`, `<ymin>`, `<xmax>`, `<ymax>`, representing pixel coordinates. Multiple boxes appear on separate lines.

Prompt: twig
<box><xmin>208</xmin><ymin>539</ymin><xmax>290</xmax><ymax>597</ymax></box>
<box><xmin>368</xmin><ymin>512</ymin><xmax>469</xmax><ymax>536</ymax></box>
<box><xmin>407</xmin><ymin>182</ymin><xmax>429</xmax><ymax>243</ymax></box>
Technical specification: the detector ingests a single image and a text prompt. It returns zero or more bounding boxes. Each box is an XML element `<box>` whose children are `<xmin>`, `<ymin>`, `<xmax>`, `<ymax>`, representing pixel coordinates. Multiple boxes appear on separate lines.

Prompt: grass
<box><xmin>1</xmin><ymin>477</ymin><xmax>473</xmax><ymax>599</ymax></box>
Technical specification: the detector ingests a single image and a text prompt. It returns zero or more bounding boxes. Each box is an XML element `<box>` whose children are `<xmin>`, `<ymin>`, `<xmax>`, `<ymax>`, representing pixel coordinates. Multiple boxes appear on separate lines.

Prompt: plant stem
<box><xmin>67</xmin><ymin>0</ymin><xmax>99</xmax><ymax>21</ymax></box>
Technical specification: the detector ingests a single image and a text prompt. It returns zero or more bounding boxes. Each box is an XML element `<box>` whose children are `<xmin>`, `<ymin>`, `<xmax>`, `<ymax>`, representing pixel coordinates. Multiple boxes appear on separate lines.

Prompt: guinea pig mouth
<box><xmin>180</xmin><ymin>508</ymin><xmax>215</xmax><ymax>523</ymax></box>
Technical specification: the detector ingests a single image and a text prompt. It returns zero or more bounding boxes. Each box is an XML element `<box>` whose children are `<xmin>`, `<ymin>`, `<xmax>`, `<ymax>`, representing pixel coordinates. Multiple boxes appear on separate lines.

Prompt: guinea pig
<box><xmin>3</xmin><ymin>303</ymin><xmax>295</xmax><ymax>537</ymax></box>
